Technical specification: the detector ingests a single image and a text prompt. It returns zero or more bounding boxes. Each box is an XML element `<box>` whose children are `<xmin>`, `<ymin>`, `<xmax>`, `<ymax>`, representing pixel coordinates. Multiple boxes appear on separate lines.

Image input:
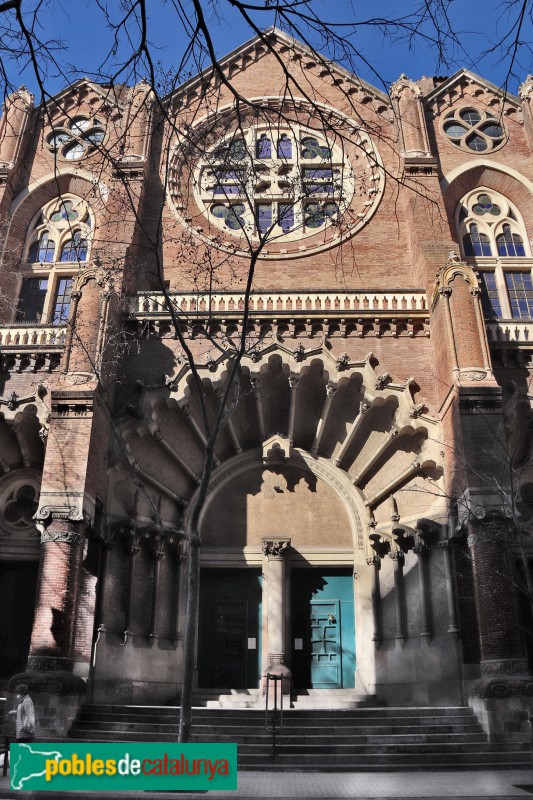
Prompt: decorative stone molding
<box><xmin>36</xmin><ymin>504</ymin><xmax>85</xmax><ymax>524</ymax></box>
<box><xmin>458</xmin><ymin>369</ymin><xmax>489</xmax><ymax>382</ymax></box>
<box><xmin>375</xmin><ymin>372</ymin><xmax>391</xmax><ymax>390</ymax></box>
<box><xmin>336</xmin><ymin>352</ymin><xmax>350</xmax><ymax>371</ymax></box>
<box><xmin>262</xmin><ymin>538</ymin><xmax>291</xmax><ymax>557</ymax></box>
<box><xmin>519</xmin><ymin>75</ymin><xmax>533</xmax><ymax>100</ymax></box>
<box><xmin>40</xmin><ymin>529</ymin><xmax>85</xmax><ymax>546</ymax></box>
<box><xmin>390</xmin><ymin>74</ymin><xmax>422</xmax><ymax>99</ymax></box>
<box><xmin>469</xmin><ymin>677</ymin><xmax>533</xmax><ymax>699</ymax></box>
<box><xmin>26</xmin><ymin>655</ymin><xmax>74</xmax><ymax>672</ymax></box>
<box><xmin>262</xmin><ymin>434</ymin><xmax>291</xmax><ymax>463</ymax></box>
<box><xmin>0</xmin><ymin>391</ymin><xmax>36</xmax><ymax>411</ymax></box>
<box><xmin>481</xmin><ymin>659</ymin><xmax>528</xmax><ymax>676</ymax></box>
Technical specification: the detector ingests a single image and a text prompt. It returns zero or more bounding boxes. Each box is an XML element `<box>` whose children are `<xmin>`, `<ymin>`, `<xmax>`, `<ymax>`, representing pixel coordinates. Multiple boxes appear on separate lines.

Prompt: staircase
<box><xmin>67</xmin><ymin>704</ymin><xmax>532</xmax><ymax>770</ymax></box>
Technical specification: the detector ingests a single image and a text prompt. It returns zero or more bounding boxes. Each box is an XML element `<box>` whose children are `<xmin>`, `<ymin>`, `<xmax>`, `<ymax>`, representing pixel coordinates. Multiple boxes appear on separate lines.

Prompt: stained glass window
<box><xmin>479</xmin><ymin>272</ymin><xmax>502</xmax><ymax>319</ymax></box>
<box><xmin>463</xmin><ymin>224</ymin><xmax>491</xmax><ymax>257</ymax></box>
<box><xmin>497</xmin><ymin>224</ymin><xmax>525</xmax><ymax>257</ymax></box>
<box><xmin>277</xmin><ymin>134</ymin><xmax>292</xmax><ymax>159</ymax></box>
<box><xmin>28</xmin><ymin>232</ymin><xmax>55</xmax><ymax>262</ymax></box>
<box><xmin>256</xmin><ymin>134</ymin><xmax>271</xmax><ymax>159</ymax></box>
<box><xmin>472</xmin><ymin>194</ymin><xmax>501</xmax><ymax>217</ymax></box>
<box><xmin>201</xmin><ymin>127</ymin><xmax>349</xmax><ymax>243</ymax></box>
<box><xmin>301</xmin><ymin>137</ymin><xmax>331</xmax><ymax>160</ymax></box>
<box><xmin>51</xmin><ymin>201</ymin><xmax>79</xmax><ymax>223</ymax></box>
<box><xmin>15</xmin><ymin>278</ymin><xmax>48</xmax><ymax>322</ymax></box>
<box><xmin>51</xmin><ymin>277</ymin><xmax>74</xmax><ymax>324</ymax></box>
<box><xmin>506</xmin><ymin>272</ymin><xmax>533</xmax><ymax>319</ymax></box>
<box><xmin>211</xmin><ymin>204</ymin><xmax>246</xmax><ymax>230</ymax></box>
<box><xmin>278</xmin><ymin>203</ymin><xmax>294</xmax><ymax>232</ymax></box>
<box><xmin>256</xmin><ymin>204</ymin><xmax>272</xmax><ymax>234</ymax></box>
<box><xmin>60</xmin><ymin>232</ymin><xmax>88</xmax><ymax>262</ymax></box>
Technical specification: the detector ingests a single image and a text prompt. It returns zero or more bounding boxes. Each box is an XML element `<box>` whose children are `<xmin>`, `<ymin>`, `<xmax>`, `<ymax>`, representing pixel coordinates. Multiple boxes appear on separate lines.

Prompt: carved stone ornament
<box><xmin>390</xmin><ymin>74</ymin><xmax>422</xmax><ymax>99</ymax></box>
<box><xmin>41</xmin><ymin>529</ymin><xmax>85</xmax><ymax>546</ymax></box>
<box><xmin>481</xmin><ymin>659</ymin><xmax>528</xmax><ymax>676</ymax></box>
<box><xmin>458</xmin><ymin>369</ymin><xmax>488</xmax><ymax>382</ymax></box>
<box><xmin>375</xmin><ymin>373</ymin><xmax>391</xmax><ymax>390</ymax></box>
<box><xmin>469</xmin><ymin>677</ymin><xmax>533</xmax><ymax>699</ymax></box>
<box><xmin>262</xmin><ymin>538</ymin><xmax>291</xmax><ymax>557</ymax></box>
<box><xmin>519</xmin><ymin>75</ymin><xmax>533</xmax><ymax>100</ymax></box>
<box><xmin>35</xmin><ymin>504</ymin><xmax>85</xmax><ymax>523</ymax></box>
<box><xmin>26</xmin><ymin>655</ymin><xmax>74</xmax><ymax>672</ymax></box>
<box><xmin>336</xmin><ymin>352</ymin><xmax>350</xmax><ymax>371</ymax></box>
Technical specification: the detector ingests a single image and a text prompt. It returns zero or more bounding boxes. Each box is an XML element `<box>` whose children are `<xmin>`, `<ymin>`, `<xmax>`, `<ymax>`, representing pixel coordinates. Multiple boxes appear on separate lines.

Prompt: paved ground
<box><xmin>1</xmin><ymin>769</ymin><xmax>533</xmax><ymax>799</ymax></box>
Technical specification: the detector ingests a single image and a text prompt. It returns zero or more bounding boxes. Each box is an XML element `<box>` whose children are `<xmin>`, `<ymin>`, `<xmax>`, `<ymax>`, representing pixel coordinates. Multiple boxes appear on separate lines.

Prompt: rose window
<box><xmin>443</xmin><ymin>108</ymin><xmax>505</xmax><ymax>152</ymax></box>
<box><xmin>194</xmin><ymin>127</ymin><xmax>357</xmax><ymax>243</ymax></box>
<box><xmin>46</xmin><ymin>116</ymin><xmax>105</xmax><ymax>160</ymax></box>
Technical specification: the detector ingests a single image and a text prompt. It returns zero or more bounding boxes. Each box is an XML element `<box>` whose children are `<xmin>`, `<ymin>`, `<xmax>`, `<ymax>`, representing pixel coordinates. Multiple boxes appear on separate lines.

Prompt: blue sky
<box><xmin>4</xmin><ymin>0</ymin><xmax>533</xmax><ymax>99</ymax></box>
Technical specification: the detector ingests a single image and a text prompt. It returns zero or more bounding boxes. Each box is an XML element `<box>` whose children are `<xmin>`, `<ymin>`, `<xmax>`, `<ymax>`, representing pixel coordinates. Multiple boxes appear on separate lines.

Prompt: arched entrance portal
<box><xmin>197</xmin><ymin>446</ymin><xmax>361</xmax><ymax>691</ymax></box>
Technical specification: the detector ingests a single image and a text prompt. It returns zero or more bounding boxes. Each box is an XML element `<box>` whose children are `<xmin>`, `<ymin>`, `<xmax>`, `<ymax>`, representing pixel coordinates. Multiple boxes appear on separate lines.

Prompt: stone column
<box><xmin>367</xmin><ymin>556</ymin><xmax>382</xmax><ymax>643</ymax></box>
<box><xmin>262</xmin><ymin>538</ymin><xmax>291</xmax><ymax>692</ymax></box>
<box><xmin>467</xmin><ymin>510</ymin><xmax>533</xmax><ymax>742</ymax></box>
<box><xmin>389</xmin><ymin>551</ymin><xmax>406</xmax><ymax>645</ymax></box>
<box><xmin>468</xmin><ymin>514</ymin><xmax>526</xmax><ymax>676</ymax></box>
<box><xmin>390</xmin><ymin>74</ymin><xmax>431</xmax><ymax>158</ymax></box>
<box><xmin>7</xmin><ymin>519</ymin><xmax>87</xmax><ymax>738</ymax></box>
<box><xmin>28</xmin><ymin>520</ymin><xmax>86</xmax><ymax>669</ymax></box>
<box><xmin>438</xmin><ymin>540</ymin><xmax>459</xmax><ymax>635</ymax></box>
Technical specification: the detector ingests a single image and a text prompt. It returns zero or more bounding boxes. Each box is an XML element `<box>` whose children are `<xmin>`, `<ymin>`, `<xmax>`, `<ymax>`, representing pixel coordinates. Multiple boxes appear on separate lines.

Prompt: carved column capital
<box><xmin>262</xmin><ymin>538</ymin><xmax>291</xmax><ymax>557</ymax></box>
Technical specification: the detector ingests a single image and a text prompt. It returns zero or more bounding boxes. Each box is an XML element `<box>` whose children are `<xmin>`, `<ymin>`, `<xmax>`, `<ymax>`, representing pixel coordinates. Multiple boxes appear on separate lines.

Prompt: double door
<box><xmin>198</xmin><ymin>568</ymin><xmax>262</xmax><ymax>688</ymax></box>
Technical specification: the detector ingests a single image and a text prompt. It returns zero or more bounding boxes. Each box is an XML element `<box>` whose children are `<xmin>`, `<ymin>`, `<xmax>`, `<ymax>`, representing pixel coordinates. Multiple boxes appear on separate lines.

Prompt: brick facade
<box><xmin>1</xmin><ymin>30</ymin><xmax>533</xmax><ymax>740</ymax></box>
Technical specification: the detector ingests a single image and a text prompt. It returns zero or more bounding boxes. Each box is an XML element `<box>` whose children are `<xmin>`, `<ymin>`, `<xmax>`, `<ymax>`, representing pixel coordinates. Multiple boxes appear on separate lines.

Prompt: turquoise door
<box><xmin>310</xmin><ymin>599</ymin><xmax>342</xmax><ymax>687</ymax></box>
<box><xmin>198</xmin><ymin>569</ymin><xmax>262</xmax><ymax>688</ymax></box>
<box><xmin>292</xmin><ymin>569</ymin><xmax>355</xmax><ymax>690</ymax></box>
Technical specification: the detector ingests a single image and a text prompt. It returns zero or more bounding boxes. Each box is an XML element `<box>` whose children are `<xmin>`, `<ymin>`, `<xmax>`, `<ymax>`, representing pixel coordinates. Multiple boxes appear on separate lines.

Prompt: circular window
<box><xmin>196</xmin><ymin>128</ymin><xmax>351</xmax><ymax>242</ymax></box>
<box><xmin>168</xmin><ymin>106</ymin><xmax>384</xmax><ymax>259</ymax></box>
<box><xmin>46</xmin><ymin>116</ymin><xmax>106</xmax><ymax>160</ymax></box>
<box><xmin>443</xmin><ymin>108</ymin><xmax>505</xmax><ymax>153</ymax></box>
<box><xmin>0</xmin><ymin>469</ymin><xmax>41</xmax><ymax>537</ymax></box>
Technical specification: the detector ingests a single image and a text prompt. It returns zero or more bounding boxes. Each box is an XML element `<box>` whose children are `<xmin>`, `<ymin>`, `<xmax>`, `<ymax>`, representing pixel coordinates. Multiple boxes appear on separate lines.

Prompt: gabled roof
<box><xmin>164</xmin><ymin>26</ymin><xmax>390</xmax><ymax>107</ymax></box>
<box><xmin>423</xmin><ymin>67</ymin><xmax>520</xmax><ymax>108</ymax></box>
<box><xmin>44</xmin><ymin>77</ymin><xmax>128</xmax><ymax>114</ymax></box>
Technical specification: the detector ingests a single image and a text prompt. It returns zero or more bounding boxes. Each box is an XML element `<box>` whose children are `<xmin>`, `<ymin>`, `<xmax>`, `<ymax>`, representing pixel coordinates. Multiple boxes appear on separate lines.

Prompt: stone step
<box><xmin>85</xmin><ymin>703</ymin><xmax>475</xmax><ymax>717</ymax></box>
<box><xmin>69</xmin><ymin>703</ymin><xmax>531</xmax><ymax>771</ymax></box>
<box><xmin>69</xmin><ymin>723</ymin><xmax>489</xmax><ymax>744</ymax></box>
<box><xmin>79</xmin><ymin>706</ymin><xmax>476</xmax><ymax>721</ymax></box>
<box><xmin>67</xmin><ymin>727</ymin><xmax>528</xmax><ymax>752</ymax></box>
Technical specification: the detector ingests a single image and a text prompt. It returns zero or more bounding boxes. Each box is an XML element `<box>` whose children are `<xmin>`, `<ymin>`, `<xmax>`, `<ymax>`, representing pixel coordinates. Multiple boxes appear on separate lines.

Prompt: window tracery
<box><xmin>443</xmin><ymin>107</ymin><xmax>505</xmax><ymax>152</ymax></box>
<box><xmin>16</xmin><ymin>196</ymin><xmax>92</xmax><ymax>324</ymax></box>
<box><xmin>456</xmin><ymin>188</ymin><xmax>533</xmax><ymax>320</ymax></box>
<box><xmin>46</xmin><ymin>116</ymin><xmax>105</xmax><ymax>160</ymax></box>
<box><xmin>195</xmin><ymin>126</ymin><xmax>354</xmax><ymax>242</ymax></box>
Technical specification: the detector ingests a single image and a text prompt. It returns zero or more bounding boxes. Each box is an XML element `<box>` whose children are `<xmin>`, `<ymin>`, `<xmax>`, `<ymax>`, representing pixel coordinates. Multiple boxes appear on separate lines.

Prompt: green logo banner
<box><xmin>10</xmin><ymin>742</ymin><xmax>237</xmax><ymax>791</ymax></box>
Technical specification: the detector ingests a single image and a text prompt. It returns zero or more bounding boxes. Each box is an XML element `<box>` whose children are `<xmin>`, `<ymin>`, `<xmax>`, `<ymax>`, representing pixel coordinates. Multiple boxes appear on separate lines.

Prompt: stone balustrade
<box><xmin>486</xmin><ymin>320</ymin><xmax>533</xmax><ymax>345</ymax></box>
<box><xmin>0</xmin><ymin>324</ymin><xmax>67</xmax><ymax>348</ymax></box>
<box><xmin>131</xmin><ymin>290</ymin><xmax>428</xmax><ymax>316</ymax></box>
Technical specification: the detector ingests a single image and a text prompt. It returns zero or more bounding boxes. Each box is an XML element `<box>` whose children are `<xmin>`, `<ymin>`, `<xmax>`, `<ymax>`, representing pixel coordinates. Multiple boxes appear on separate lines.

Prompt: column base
<box><xmin>469</xmin><ymin>673</ymin><xmax>533</xmax><ymax>743</ymax></box>
<box><xmin>261</xmin><ymin>658</ymin><xmax>291</xmax><ymax>696</ymax></box>
<box><xmin>3</xmin><ymin>669</ymin><xmax>86</xmax><ymax>739</ymax></box>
